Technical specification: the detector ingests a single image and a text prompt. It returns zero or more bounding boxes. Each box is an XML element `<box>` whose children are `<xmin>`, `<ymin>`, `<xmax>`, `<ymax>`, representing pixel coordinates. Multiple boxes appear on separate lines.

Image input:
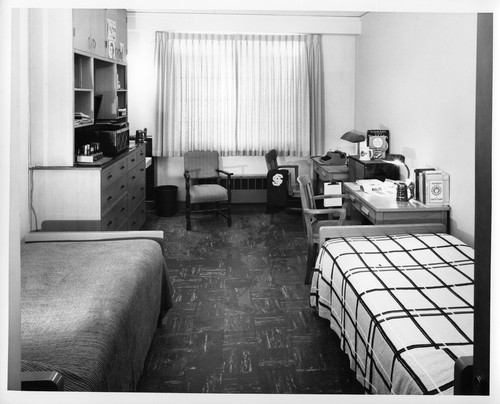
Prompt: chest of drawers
<box><xmin>32</xmin><ymin>144</ymin><xmax>146</xmax><ymax>231</ymax></box>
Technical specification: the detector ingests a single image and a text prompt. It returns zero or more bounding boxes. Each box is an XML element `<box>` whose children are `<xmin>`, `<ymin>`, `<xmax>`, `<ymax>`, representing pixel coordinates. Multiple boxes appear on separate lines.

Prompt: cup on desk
<box><xmin>359</xmin><ymin>146</ymin><xmax>373</xmax><ymax>161</ymax></box>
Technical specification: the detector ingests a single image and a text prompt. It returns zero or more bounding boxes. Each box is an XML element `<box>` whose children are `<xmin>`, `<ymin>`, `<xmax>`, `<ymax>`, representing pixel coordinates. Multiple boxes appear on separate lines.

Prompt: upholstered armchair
<box><xmin>183</xmin><ymin>151</ymin><xmax>233</xmax><ymax>231</ymax></box>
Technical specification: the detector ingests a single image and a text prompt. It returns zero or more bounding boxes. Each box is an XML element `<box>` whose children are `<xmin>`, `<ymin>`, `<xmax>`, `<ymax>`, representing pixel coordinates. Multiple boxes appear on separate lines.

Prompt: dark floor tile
<box><xmin>223</xmin><ymin>342</ymin><xmax>258</xmax><ymax>374</ymax></box>
<box><xmin>295</xmin><ymin>369</ymin><xmax>353</xmax><ymax>394</ymax></box>
<box><xmin>224</xmin><ymin>308</ymin><xmax>255</xmax><ymax>334</ymax></box>
<box><xmin>256</xmin><ymin>327</ymin><xmax>290</xmax><ymax>350</ymax></box>
<box><xmin>184</xmin><ymin>368</ymin><xmax>223</xmax><ymax>393</ymax></box>
<box><xmin>137</xmin><ymin>207</ymin><xmax>364</xmax><ymax>395</ymax></box>
<box><xmin>221</xmin><ymin>372</ymin><xmax>262</xmax><ymax>393</ymax></box>
<box><xmin>260</xmin><ymin>368</ymin><xmax>299</xmax><ymax>394</ymax></box>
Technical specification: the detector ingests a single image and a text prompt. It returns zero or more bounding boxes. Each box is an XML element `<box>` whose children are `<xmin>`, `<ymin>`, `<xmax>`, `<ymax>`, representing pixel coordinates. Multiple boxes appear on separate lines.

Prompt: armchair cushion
<box><xmin>190</xmin><ymin>184</ymin><xmax>229</xmax><ymax>204</ymax></box>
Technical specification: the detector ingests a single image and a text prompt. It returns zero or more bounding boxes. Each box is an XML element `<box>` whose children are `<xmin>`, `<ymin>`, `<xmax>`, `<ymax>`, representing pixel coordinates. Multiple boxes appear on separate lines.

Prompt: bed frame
<box><xmin>24</xmin><ymin>230</ymin><xmax>164</xmax><ymax>244</ymax></box>
<box><xmin>319</xmin><ymin>223</ymin><xmax>447</xmax><ymax>245</ymax></box>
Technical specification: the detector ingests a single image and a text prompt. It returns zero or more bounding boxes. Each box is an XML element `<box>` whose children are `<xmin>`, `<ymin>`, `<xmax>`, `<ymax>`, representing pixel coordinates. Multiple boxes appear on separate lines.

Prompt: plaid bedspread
<box><xmin>310</xmin><ymin>233</ymin><xmax>474</xmax><ymax>395</ymax></box>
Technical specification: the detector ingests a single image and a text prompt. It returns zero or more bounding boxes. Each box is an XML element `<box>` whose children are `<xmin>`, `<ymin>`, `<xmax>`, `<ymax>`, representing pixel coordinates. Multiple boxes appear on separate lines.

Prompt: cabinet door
<box><xmin>73</xmin><ymin>9</ymin><xmax>93</xmax><ymax>54</ymax></box>
<box><xmin>73</xmin><ymin>9</ymin><xmax>106</xmax><ymax>57</ymax></box>
<box><xmin>91</xmin><ymin>9</ymin><xmax>106</xmax><ymax>58</ymax></box>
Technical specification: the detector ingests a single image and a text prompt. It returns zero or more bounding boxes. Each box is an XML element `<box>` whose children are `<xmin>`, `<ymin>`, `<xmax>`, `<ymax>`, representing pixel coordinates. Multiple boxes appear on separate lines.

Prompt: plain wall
<box><xmin>127</xmin><ymin>12</ymin><xmax>359</xmax><ymax>199</ymax></box>
<box><xmin>354</xmin><ymin>12</ymin><xmax>477</xmax><ymax>246</ymax></box>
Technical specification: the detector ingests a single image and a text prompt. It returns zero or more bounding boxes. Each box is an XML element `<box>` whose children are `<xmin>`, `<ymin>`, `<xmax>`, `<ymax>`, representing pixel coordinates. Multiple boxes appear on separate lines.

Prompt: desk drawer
<box><xmin>349</xmin><ymin>193</ymin><xmax>376</xmax><ymax>222</ymax></box>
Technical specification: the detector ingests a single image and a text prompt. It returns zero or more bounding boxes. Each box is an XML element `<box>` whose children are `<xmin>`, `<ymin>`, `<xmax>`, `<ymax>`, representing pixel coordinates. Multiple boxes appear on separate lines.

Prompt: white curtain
<box><xmin>153</xmin><ymin>32</ymin><xmax>323</xmax><ymax>157</ymax></box>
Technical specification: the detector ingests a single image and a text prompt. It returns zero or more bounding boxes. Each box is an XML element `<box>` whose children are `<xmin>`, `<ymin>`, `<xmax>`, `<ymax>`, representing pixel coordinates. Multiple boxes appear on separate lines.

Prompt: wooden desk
<box><xmin>344</xmin><ymin>182</ymin><xmax>450</xmax><ymax>230</ymax></box>
<box><xmin>311</xmin><ymin>156</ymin><xmax>349</xmax><ymax>194</ymax></box>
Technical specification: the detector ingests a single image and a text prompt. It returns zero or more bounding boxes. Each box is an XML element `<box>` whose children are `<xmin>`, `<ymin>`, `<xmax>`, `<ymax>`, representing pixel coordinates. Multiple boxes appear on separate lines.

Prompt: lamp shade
<box><xmin>384</xmin><ymin>154</ymin><xmax>410</xmax><ymax>178</ymax></box>
<box><xmin>340</xmin><ymin>130</ymin><xmax>365</xmax><ymax>144</ymax></box>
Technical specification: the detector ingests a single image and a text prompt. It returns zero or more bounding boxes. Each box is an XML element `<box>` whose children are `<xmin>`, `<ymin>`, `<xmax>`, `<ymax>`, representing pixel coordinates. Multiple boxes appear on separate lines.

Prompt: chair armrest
<box><xmin>21</xmin><ymin>371</ymin><xmax>64</xmax><ymax>391</ymax></box>
<box><xmin>313</xmin><ymin>194</ymin><xmax>348</xmax><ymax>200</ymax></box>
<box><xmin>303</xmin><ymin>207</ymin><xmax>346</xmax><ymax>216</ymax></box>
<box><xmin>216</xmin><ymin>169</ymin><xmax>233</xmax><ymax>177</ymax></box>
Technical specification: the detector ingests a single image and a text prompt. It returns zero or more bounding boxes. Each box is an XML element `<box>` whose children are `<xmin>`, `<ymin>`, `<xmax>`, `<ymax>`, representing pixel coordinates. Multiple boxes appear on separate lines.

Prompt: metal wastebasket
<box><xmin>155</xmin><ymin>185</ymin><xmax>178</xmax><ymax>217</ymax></box>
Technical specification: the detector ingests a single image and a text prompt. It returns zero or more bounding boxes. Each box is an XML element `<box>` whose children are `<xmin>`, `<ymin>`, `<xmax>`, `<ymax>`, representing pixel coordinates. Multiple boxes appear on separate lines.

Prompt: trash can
<box><xmin>155</xmin><ymin>185</ymin><xmax>178</xmax><ymax>217</ymax></box>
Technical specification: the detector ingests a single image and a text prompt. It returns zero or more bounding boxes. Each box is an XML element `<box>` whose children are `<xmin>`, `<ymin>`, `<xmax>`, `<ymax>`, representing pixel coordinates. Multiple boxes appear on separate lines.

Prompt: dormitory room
<box><xmin>2</xmin><ymin>1</ymin><xmax>500</xmax><ymax>403</ymax></box>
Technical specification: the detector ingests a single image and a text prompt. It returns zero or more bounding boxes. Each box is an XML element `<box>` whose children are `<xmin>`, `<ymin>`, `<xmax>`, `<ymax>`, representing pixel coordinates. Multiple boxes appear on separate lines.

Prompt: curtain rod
<box><xmin>155</xmin><ymin>31</ymin><xmax>320</xmax><ymax>36</ymax></box>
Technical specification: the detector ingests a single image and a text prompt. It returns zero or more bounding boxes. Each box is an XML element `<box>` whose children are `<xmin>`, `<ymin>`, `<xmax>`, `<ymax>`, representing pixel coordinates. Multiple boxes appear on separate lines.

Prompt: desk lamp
<box><xmin>340</xmin><ymin>130</ymin><xmax>365</xmax><ymax>155</ymax></box>
<box><xmin>384</xmin><ymin>154</ymin><xmax>410</xmax><ymax>179</ymax></box>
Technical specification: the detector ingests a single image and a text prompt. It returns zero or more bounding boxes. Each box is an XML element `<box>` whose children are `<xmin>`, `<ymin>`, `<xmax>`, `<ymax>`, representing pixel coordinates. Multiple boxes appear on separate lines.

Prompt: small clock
<box><xmin>367</xmin><ymin>130</ymin><xmax>390</xmax><ymax>159</ymax></box>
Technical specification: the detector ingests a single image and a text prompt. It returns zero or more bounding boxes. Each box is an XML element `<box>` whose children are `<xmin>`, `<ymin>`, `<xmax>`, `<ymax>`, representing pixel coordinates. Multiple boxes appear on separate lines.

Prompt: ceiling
<box><xmin>128</xmin><ymin>10</ymin><xmax>368</xmax><ymax>18</ymax></box>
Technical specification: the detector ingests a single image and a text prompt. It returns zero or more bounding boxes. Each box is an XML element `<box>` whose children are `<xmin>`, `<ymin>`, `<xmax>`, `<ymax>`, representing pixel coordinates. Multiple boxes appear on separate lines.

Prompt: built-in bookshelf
<box><xmin>74</xmin><ymin>53</ymin><xmax>94</xmax><ymax>127</ymax></box>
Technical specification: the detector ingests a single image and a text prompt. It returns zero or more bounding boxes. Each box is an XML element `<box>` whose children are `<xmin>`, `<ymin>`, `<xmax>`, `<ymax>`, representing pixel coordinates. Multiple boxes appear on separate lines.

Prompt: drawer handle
<box><xmin>107</xmin><ymin>220</ymin><xmax>113</xmax><ymax>226</ymax></box>
<box><xmin>121</xmin><ymin>207</ymin><xmax>126</xmax><ymax>212</ymax></box>
<box><xmin>140</xmin><ymin>168</ymin><xmax>145</xmax><ymax>172</ymax></box>
<box><xmin>140</xmin><ymin>187</ymin><xmax>144</xmax><ymax>191</ymax></box>
<box><xmin>121</xmin><ymin>185</ymin><xmax>125</xmax><ymax>189</ymax></box>
<box><xmin>131</xmin><ymin>196</ymin><xmax>136</xmax><ymax>201</ymax></box>
<box><xmin>131</xmin><ymin>158</ymin><xmax>136</xmax><ymax>162</ymax></box>
<box><xmin>121</xmin><ymin>165</ymin><xmax>125</xmax><ymax>170</ymax></box>
<box><xmin>107</xmin><ymin>196</ymin><xmax>112</xmax><ymax>201</ymax></box>
<box><xmin>107</xmin><ymin>174</ymin><xmax>112</xmax><ymax>180</ymax></box>
<box><xmin>132</xmin><ymin>175</ymin><xmax>136</xmax><ymax>180</ymax></box>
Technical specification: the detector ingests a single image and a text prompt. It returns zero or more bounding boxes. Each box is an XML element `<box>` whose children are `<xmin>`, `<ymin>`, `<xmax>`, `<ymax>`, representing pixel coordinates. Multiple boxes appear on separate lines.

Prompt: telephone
<box><xmin>319</xmin><ymin>150</ymin><xmax>347</xmax><ymax>165</ymax></box>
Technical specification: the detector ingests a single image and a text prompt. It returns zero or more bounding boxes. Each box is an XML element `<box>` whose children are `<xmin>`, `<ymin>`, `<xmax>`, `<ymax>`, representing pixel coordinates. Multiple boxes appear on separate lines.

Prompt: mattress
<box><xmin>21</xmin><ymin>238</ymin><xmax>172</xmax><ymax>391</ymax></box>
<box><xmin>310</xmin><ymin>232</ymin><xmax>474</xmax><ymax>395</ymax></box>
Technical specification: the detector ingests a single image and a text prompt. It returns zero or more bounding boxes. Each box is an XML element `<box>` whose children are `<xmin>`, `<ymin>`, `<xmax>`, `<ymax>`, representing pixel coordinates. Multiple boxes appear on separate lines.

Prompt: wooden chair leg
<box><xmin>305</xmin><ymin>243</ymin><xmax>317</xmax><ymax>284</ymax></box>
<box><xmin>186</xmin><ymin>201</ymin><xmax>191</xmax><ymax>231</ymax></box>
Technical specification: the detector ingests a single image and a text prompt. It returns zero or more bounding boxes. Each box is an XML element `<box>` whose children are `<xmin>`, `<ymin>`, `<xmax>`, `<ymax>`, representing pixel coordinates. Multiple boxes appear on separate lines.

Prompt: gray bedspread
<box><xmin>21</xmin><ymin>238</ymin><xmax>172</xmax><ymax>391</ymax></box>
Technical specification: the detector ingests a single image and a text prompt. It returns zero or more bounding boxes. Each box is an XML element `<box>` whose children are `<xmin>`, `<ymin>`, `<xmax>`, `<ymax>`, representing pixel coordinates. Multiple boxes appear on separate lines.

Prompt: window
<box><xmin>153</xmin><ymin>32</ymin><xmax>323</xmax><ymax>157</ymax></box>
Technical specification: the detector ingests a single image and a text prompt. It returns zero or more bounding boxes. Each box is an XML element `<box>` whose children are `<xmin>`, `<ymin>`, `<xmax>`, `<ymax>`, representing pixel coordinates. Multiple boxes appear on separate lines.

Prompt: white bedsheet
<box><xmin>310</xmin><ymin>233</ymin><xmax>474</xmax><ymax>395</ymax></box>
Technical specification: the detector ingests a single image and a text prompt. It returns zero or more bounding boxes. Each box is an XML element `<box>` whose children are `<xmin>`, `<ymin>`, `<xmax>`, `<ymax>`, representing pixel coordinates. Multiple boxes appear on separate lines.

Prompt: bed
<box><xmin>310</xmin><ymin>224</ymin><xmax>474</xmax><ymax>395</ymax></box>
<box><xmin>20</xmin><ymin>231</ymin><xmax>173</xmax><ymax>392</ymax></box>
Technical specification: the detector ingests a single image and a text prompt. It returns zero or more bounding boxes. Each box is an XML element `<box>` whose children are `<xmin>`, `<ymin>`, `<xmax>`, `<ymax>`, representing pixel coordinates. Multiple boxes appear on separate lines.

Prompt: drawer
<box><xmin>101</xmin><ymin>175</ymin><xmax>127</xmax><ymax>214</ymax></box>
<box><xmin>101</xmin><ymin>194</ymin><xmax>128</xmax><ymax>231</ymax></box>
<box><xmin>349</xmin><ymin>194</ymin><xmax>376</xmax><ymax>222</ymax></box>
<box><xmin>127</xmin><ymin>198</ymin><xmax>146</xmax><ymax>230</ymax></box>
<box><xmin>127</xmin><ymin>148</ymin><xmax>139</xmax><ymax>167</ymax></box>
<box><xmin>101</xmin><ymin>157</ymin><xmax>127</xmax><ymax>189</ymax></box>
<box><xmin>127</xmin><ymin>159</ymin><xmax>146</xmax><ymax>187</ymax></box>
<box><xmin>127</xmin><ymin>161</ymin><xmax>146</xmax><ymax>210</ymax></box>
<box><xmin>135</xmin><ymin>144</ymin><xmax>146</xmax><ymax>161</ymax></box>
<box><xmin>128</xmin><ymin>179</ymin><xmax>145</xmax><ymax>211</ymax></box>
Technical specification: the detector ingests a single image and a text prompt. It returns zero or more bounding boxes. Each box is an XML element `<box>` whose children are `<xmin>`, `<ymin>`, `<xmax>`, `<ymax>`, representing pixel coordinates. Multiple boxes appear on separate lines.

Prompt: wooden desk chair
<box><xmin>183</xmin><ymin>151</ymin><xmax>233</xmax><ymax>231</ymax></box>
<box><xmin>298</xmin><ymin>174</ymin><xmax>349</xmax><ymax>284</ymax></box>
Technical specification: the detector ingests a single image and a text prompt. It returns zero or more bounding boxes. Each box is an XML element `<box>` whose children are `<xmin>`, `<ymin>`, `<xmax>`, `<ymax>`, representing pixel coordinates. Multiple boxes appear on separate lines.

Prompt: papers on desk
<box><xmin>356</xmin><ymin>179</ymin><xmax>397</xmax><ymax>196</ymax></box>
